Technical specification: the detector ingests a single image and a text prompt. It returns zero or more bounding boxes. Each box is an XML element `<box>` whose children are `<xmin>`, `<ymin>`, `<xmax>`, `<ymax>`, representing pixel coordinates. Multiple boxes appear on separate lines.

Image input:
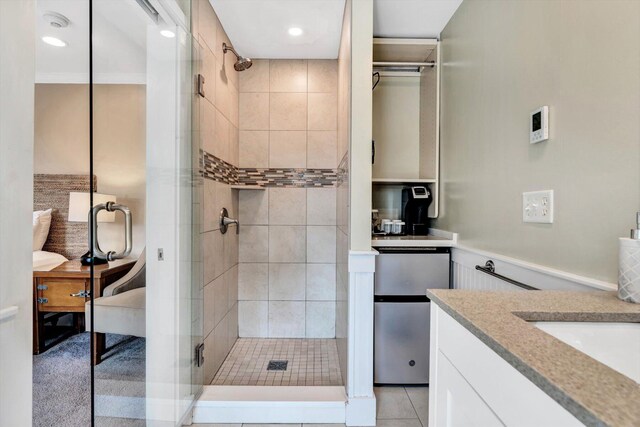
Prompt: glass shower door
<box><xmin>90</xmin><ymin>0</ymin><xmax>200</xmax><ymax>425</ymax></box>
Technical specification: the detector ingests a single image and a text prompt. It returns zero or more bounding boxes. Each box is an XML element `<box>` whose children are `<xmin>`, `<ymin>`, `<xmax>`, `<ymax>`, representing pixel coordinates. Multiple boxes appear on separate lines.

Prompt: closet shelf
<box><xmin>373</xmin><ymin>38</ymin><xmax>438</xmax><ymax>63</ymax></box>
<box><xmin>230</xmin><ymin>185</ymin><xmax>265</xmax><ymax>190</ymax></box>
<box><xmin>372</xmin><ymin>178</ymin><xmax>437</xmax><ymax>185</ymax></box>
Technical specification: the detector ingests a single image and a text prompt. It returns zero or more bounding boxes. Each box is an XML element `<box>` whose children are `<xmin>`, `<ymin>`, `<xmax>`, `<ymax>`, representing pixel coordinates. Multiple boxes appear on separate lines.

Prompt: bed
<box><xmin>33</xmin><ymin>250</ymin><xmax>68</xmax><ymax>271</ymax></box>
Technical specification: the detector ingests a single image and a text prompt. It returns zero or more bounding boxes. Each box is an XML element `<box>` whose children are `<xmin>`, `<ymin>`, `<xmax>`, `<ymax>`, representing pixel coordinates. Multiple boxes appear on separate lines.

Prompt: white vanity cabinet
<box><xmin>428</xmin><ymin>304</ymin><xmax>583</xmax><ymax>427</ymax></box>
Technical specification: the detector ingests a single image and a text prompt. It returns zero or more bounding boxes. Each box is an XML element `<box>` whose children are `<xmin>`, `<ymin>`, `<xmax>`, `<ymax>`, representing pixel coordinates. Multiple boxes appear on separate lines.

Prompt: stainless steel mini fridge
<box><xmin>374</xmin><ymin>247</ymin><xmax>451</xmax><ymax>385</ymax></box>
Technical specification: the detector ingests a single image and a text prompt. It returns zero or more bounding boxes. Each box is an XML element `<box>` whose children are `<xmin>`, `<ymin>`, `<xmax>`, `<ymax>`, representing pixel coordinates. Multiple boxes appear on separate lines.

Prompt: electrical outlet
<box><xmin>523</xmin><ymin>190</ymin><xmax>554</xmax><ymax>224</ymax></box>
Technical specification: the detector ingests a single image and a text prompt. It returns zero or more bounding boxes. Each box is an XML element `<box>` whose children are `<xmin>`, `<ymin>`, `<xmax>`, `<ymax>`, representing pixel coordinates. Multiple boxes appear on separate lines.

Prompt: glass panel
<box><xmin>90</xmin><ymin>0</ymin><xmax>197</xmax><ymax>425</ymax></box>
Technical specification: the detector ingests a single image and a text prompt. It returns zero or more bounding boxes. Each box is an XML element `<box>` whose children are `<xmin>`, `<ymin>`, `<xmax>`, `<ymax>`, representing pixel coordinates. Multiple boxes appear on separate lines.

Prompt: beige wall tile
<box><xmin>227</xmin><ymin>264</ymin><xmax>238</xmax><ymax>310</ymax></box>
<box><xmin>215</xmin><ymin>181</ymin><xmax>234</xmax><ymax>219</ymax></box>
<box><xmin>307</xmin><ymin>188</ymin><xmax>337</xmax><ymax>225</ymax></box>
<box><xmin>269</xmin><ymin>188</ymin><xmax>306</xmax><ymax>225</ymax></box>
<box><xmin>308</xmin><ymin>60</ymin><xmax>338</xmax><ymax>93</ymax></box>
<box><xmin>239</xmin><ymin>130</ymin><xmax>269</xmax><ymax>168</ymax></box>
<box><xmin>203</xmin><ymin>178</ymin><xmax>218</xmax><ymax>232</ymax></box>
<box><xmin>200</xmin><ymin>99</ymin><xmax>216</xmax><ymax>155</ymax></box>
<box><xmin>213</xmin><ymin>316</ymin><xmax>230</xmax><ymax>372</ymax></box>
<box><xmin>305</xmin><ymin>302</ymin><xmax>335</xmax><ymax>338</ymax></box>
<box><xmin>270</xmin><ymin>93</ymin><xmax>307</xmax><ymax>131</ymax></box>
<box><xmin>239</xmin><ymin>93</ymin><xmax>269</xmax><ymax>130</ymax></box>
<box><xmin>229</xmin><ymin>83</ymin><xmax>239</xmax><ymax>128</ymax></box>
<box><xmin>238</xmin><ymin>301</ymin><xmax>268</xmax><ymax>337</ymax></box>
<box><xmin>228</xmin><ymin>303</ymin><xmax>239</xmax><ymax>348</ymax></box>
<box><xmin>203</xmin><ymin>230</ymin><xmax>224</xmax><ymax>284</ymax></box>
<box><xmin>269</xmin><ymin>226</ymin><xmax>306</xmax><ymax>263</ymax></box>
<box><xmin>197</xmin><ymin>0</ymin><xmax>219</xmax><ymax>57</ymax></box>
<box><xmin>218</xmin><ymin>30</ymin><xmax>239</xmax><ymax>89</ymax></box>
<box><xmin>201</xmin><ymin>45</ymin><xmax>217</xmax><ymax>106</ymax></box>
<box><xmin>214</xmin><ymin>108</ymin><xmax>230</xmax><ymax>162</ymax></box>
<box><xmin>215</xmin><ymin>58</ymin><xmax>231</xmax><ymax>118</ymax></box>
<box><xmin>213</xmin><ymin>273</ymin><xmax>228</xmax><ymax>327</ymax></box>
<box><xmin>269</xmin><ymin>130</ymin><xmax>307</xmax><ymax>168</ymax></box>
<box><xmin>229</xmin><ymin>124</ymin><xmax>239</xmax><ymax>166</ymax></box>
<box><xmin>307</xmin><ymin>226</ymin><xmax>337</xmax><ymax>263</ymax></box>
<box><xmin>239</xmin><ymin>225</ymin><xmax>268</xmax><ymax>262</ymax></box>
<box><xmin>239</xmin><ymin>189</ymin><xmax>268</xmax><ymax>225</ymax></box>
<box><xmin>268</xmin><ymin>301</ymin><xmax>305</xmax><ymax>338</ymax></box>
<box><xmin>308</xmin><ymin>93</ymin><xmax>337</xmax><ymax>130</ymax></box>
<box><xmin>238</xmin><ymin>263</ymin><xmax>268</xmax><ymax>300</ymax></box>
<box><xmin>240</xmin><ymin>59</ymin><xmax>270</xmax><ymax>93</ymax></box>
<box><xmin>270</xmin><ymin>60</ymin><xmax>307</xmax><ymax>92</ymax></box>
<box><xmin>306</xmin><ymin>264</ymin><xmax>336</xmax><ymax>301</ymax></box>
<box><xmin>203</xmin><ymin>279</ymin><xmax>216</xmax><ymax>337</ymax></box>
<box><xmin>307</xmin><ymin>131</ymin><xmax>337</xmax><ymax>169</ymax></box>
<box><xmin>223</xmin><ymin>228</ymin><xmax>238</xmax><ymax>271</ymax></box>
<box><xmin>203</xmin><ymin>328</ymin><xmax>216</xmax><ymax>383</ymax></box>
<box><xmin>269</xmin><ymin>263</ymin><xmax>306</xmax><ymax>301</ymax></box>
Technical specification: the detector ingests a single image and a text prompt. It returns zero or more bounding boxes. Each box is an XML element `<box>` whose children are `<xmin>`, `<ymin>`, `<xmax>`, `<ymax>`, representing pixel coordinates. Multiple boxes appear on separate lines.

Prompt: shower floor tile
<box><xmin>211</xmin><ymin>338</ymin><xmax>343</xmax><ymax>386</ymax></box>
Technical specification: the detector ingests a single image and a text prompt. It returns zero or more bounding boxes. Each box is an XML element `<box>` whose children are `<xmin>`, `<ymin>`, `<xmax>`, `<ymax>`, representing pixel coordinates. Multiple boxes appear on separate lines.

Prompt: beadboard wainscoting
<box><xmin>452</xmin><ymin>246</ymin><xmax>617</xmax><ymax>292</ymax></box>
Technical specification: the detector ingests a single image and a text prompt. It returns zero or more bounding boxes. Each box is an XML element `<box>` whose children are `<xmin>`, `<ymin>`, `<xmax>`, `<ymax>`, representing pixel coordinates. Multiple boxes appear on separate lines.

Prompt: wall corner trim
<box><xmin>348</xmin><ymin>250</ymin><xmax>378</xmax><ymax>273</ymax></box>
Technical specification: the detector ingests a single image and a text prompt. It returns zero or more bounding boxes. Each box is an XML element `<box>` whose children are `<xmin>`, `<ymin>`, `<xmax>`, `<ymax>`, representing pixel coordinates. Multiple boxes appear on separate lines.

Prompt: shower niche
<box><xmin>372</xmin><ymin>38</ymin><xmax>440</xmax><ymax>218</ymax></box>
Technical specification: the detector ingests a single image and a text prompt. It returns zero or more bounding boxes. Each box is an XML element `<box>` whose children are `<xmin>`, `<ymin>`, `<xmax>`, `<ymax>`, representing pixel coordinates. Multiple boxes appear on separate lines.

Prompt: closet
<box><xmin>372</xmin><ymin>38</ymin><xmax>441</xmax><ymax>218</ymax></box>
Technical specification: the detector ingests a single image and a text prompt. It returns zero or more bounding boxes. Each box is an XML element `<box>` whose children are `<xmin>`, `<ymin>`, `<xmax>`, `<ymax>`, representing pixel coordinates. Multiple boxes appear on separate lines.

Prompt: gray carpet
<box><xmin>33</xmin><ymin>332</ymin><xmax>146</xmax><ymax>427</ymax></box>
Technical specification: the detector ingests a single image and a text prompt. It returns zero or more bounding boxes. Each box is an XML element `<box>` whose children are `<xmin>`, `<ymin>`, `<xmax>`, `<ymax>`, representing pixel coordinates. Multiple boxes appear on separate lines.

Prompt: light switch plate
<box><xmin>523</xmin><ymin>190</ymin><xmax>554</xmax><ymax>223</ymax></box>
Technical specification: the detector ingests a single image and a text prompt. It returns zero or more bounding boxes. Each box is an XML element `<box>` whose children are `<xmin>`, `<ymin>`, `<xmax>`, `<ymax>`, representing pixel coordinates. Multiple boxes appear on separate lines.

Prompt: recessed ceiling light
<box><xmin>160</xmin><ymin>30</ymin><xmax>175</xmax><ymax>38</ymax></box>
<box><xmin>288</xmin><ymin>27</ymin><xmax>303</xmax><ymax>37</ymax></box>
<box><xmin>42</xmin><ymin>36</ymin><xmax>66</xmax><ymax>47</ymax></box>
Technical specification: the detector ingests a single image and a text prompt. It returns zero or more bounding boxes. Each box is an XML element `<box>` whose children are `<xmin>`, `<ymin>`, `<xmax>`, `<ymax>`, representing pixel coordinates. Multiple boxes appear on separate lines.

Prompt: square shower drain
<box><xmin>267</xmin><ymin>360</ymin><xmax>288</xmax><ymax>371</ymax></box>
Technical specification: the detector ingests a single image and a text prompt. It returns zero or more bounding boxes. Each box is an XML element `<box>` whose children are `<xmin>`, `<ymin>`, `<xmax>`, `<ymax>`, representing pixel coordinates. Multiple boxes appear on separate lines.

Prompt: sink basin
<box><xmin>533</xmin><ymin>321</ymin><xmax>640</xmax><ymax>383</ymax></box>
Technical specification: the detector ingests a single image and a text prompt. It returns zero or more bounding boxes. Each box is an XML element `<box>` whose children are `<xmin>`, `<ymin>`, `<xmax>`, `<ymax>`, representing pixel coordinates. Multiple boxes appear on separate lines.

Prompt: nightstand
<box><xmin>33</xmin><ymin>259</ymin><xmax>135</xmax><ymax>360</ymax></box>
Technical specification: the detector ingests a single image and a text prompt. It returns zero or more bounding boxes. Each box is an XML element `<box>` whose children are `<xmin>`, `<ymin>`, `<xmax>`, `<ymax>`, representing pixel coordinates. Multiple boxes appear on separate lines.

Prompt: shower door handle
<box><xmin>90</xmin><ymin>202</ymin><xmax>133</xmax><ymax>261</ymax></box>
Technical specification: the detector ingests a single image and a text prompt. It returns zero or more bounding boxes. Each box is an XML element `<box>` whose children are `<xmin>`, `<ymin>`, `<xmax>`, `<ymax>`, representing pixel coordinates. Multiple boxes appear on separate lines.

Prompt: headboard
<box><xmin>33</xmin><ymin>174</ymin><xmax>96</xmax><ymax>259</ymax></box>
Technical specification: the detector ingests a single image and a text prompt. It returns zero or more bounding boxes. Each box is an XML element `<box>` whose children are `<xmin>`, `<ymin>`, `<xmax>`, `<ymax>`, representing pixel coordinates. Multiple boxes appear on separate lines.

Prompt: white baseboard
<box><xmin>192</xmin><ymin>386</ymin><xmax>347</xmax><ymax>424</ymax></box>
<box><xmin>345</xmin><ymin>395</ymin><xmax>377</xmax><ymax>426</ymax></box>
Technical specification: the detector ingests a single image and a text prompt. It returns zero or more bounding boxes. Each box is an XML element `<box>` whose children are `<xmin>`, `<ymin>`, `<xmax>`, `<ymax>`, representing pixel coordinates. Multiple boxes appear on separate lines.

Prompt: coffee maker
<box><xmin>402</xmin><ymin>186</ymin><xmax>432</xmax><ymax>235</ymax></box>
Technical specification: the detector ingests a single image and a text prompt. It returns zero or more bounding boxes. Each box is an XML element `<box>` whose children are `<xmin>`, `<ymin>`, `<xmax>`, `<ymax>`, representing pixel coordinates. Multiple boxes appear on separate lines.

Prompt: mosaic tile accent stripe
<box><xmin>237</xmin><ymin>168</ymin><xmax>337</xmax><ymax>188</ymax></box>
<box><xmin>200</xmin><ymin>149</ymin><xmax>338</xmax><ymax>188</ymax></box>
<box><xmin>201</xmin><ymin>150</ymin><xmax>238</xmax><ymax>185</ymax></box>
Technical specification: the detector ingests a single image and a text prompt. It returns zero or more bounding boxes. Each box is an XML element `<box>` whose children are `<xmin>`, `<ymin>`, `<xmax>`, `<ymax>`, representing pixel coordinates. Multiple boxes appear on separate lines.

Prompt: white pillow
<box><xmin>33</xmin><ymin>209</ymin><xmax>52</xmax><ymax>251</ymax></box>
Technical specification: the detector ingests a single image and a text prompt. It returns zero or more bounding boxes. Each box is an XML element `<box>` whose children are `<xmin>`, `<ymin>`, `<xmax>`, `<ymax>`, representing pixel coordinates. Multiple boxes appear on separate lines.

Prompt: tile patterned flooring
<box><xmin>211</xmin><ymin>338</ymin><xmax>343</xmax><ymax>386</ymax></box>
<box><xmin>195</xmin><ymin>386</ymin><xmax>429</xmax><ymax>427</ymax></box>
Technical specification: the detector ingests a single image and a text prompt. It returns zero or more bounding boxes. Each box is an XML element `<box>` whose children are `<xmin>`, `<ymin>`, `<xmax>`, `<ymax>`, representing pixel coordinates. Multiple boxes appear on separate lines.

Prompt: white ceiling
<box><xmin>36</xmin><ymin>0</ymin><xmax>464</xmax><ymax>81</ymax></box>
<box><xmin>373</xmin><ymin>0</ymin><xmax>463</xmax><ymax>39</ymax></box>
<box><xmin>210</xmin><ymin>0</ymin><xmax>346</xmax><ymax>59</ymax></box>
<box><xmin>36</xmin><ymin>0</ymin><xmax>150</xmax><ymax>84</ymax></box>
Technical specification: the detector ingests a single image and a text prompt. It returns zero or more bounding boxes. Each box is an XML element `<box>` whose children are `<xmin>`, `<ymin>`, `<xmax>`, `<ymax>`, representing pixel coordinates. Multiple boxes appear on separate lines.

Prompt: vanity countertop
<box><xmin>426</xmin><ymin>289</ymin><xmax>640</xmax><ymax>427</ymax></box>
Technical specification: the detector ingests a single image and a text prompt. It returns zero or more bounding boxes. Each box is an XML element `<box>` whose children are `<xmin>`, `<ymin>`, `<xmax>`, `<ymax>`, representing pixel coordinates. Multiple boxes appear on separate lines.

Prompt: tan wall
<box><xmin>435</xmin><ymin>0</ymin><xmax>640</xmax><ymax>282</ymax></box>
<box><xmin>372</xmin><ymin>76</ymin><xmax>421</xmax><ymax>179</ymax></box>
<box><xmin>236</xmin><ymin>59</ymin><xmax>339</xmax><ymax>339</ymax></box>
<box><xmin>34</xmin><ymin>83</ymin><xmax>146</xmax><ymax>258</ymax></box>
<box><xmin>193</xmin><ymin>0</ymin><xmax>240</xmax><ymax>385</ymax></box>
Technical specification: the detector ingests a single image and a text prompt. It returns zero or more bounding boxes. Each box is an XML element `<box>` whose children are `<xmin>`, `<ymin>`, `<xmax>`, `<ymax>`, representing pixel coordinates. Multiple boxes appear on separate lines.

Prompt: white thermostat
<box><xmin>530</xmin><ymin>106</ymin><xmax>549</xmax><ymax>144</ymax></box>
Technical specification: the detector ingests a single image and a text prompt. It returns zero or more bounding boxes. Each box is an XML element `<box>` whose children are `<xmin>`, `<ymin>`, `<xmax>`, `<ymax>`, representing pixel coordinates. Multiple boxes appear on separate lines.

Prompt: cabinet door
<box><xmin>38</xmin><ymin>278</ymin><xmax>87</xmax><ymax>312</ymax></box>
<box><xmin>434</xmin><ymin>353</ymin><xmax>505</xmax><ymax>427</ymax></box>
<box><xmin>376</xmin><ymin>252</ymin><xmax>450</xmax><ymax>295</ymax></box>
<box><xmin>374</xmin><ymin>302</ymin><xmax>430</xmax><ymax>384</ymax></box>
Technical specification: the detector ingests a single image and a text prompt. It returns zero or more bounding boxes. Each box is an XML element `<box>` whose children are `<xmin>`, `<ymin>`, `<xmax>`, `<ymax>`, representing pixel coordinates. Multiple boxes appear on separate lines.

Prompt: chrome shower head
<box><xmin>222</xmin><ymin>42</ymin><xmax>253</xmax><ymax>71</ymax></box>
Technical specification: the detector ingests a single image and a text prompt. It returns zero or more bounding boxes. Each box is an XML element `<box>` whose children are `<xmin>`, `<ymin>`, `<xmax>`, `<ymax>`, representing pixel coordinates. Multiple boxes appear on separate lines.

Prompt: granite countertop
<box><xmin>426</xmin><ymin>290</ymin><xmax>640</xmax><ymax>427</ymax></box>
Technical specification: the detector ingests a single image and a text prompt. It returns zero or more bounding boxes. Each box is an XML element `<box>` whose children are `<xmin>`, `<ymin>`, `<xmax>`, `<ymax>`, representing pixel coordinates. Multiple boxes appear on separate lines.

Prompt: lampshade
<box><xmin>68</xmin><ymin>192</ymin><xmax>117</xmax><ymax>223</ymax></box>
